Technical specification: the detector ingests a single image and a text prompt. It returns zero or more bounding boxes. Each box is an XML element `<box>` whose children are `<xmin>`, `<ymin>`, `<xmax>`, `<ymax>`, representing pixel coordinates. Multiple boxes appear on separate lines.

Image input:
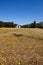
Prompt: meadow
<box><xmin>0</xmin><ymin>28</ymin><xmax>43</xmax><ymax>65</ymax></box>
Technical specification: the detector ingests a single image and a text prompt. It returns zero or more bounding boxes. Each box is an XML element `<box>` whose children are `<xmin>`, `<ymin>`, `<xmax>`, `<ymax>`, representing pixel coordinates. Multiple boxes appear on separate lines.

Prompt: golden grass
<box><xmin>0</xmin><ymin>28</ymin><xmax>43</xmax><ymax>65</ymax></box>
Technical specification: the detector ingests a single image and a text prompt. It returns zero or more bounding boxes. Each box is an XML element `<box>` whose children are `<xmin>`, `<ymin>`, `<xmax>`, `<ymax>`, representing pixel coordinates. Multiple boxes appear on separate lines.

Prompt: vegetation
<box><xmin>22</xmin><ymin>21</ymin><xmax>43</xmax><ymax>28</ymax></box>
<box><xmin>0</xmin><ymin>21</ymin><xmax>17</xmax><ymax>28</ymax></box>
<box><xmin>0</xmin><ymin>28</ymin><xmax>43</xmax><ymax>65</ymax></box>
<box><xmin>0</xmin><ymin>21</ymin><xmax>43</xmax><ymax>28</ymax></box>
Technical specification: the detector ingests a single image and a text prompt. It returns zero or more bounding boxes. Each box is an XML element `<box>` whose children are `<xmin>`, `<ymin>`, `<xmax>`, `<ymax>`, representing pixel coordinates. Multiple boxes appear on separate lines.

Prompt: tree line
<box><xmin>0</xmin><ymin>21</ymin><xmax>17</xmax><ymax>28</ymax></box>
<box><xmin>21</xmin><ymin>21</ymin><xmax>43</xmax><ymax>28</ymax></box>
<box><xmin>0</xmin><ymin>21</ymin><xmax>43</xmax><ymax>28</ymax></box>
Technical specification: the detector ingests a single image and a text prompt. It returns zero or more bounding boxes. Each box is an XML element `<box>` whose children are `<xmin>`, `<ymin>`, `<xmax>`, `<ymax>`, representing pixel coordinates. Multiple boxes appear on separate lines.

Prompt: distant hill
<box><xmin>39</xmin><ymin>21</ymin><xmax>43</xmax><ymax>24</ymax></box>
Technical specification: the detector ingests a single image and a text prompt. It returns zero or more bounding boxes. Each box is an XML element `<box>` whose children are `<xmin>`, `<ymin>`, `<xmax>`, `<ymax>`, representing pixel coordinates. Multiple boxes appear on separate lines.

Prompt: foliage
<box><xmin>36</xmin><ymin>23</ymin><xmax>43</xmax><ymax>28</ymax></box>
<box><xmin>21</xmin><ymin>21</ymin><xmax>43</xmax><ymax>28</ymax></box>
<box><xmin>0</xmin><ymin>21</ymin><xmax>43</xmax><ymax>28</ymax></box>
<box><xmin>0</xmin><ymin>21</ymin><xmax>17</xmax><ymax>28</ymax></box>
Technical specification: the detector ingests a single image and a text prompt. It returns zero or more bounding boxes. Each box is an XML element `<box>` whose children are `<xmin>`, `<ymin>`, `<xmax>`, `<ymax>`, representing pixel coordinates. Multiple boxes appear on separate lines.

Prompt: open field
<box><xmin>0</xmin><ymin>28</ymin><xmax>43</xmax><ymax>65</ymax></box>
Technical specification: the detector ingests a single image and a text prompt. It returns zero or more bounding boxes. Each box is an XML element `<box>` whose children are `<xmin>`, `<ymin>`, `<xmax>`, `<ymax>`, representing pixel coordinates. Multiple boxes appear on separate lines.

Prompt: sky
<box><xmin>0</xmin><ymin>0</ymin><xmax>43</xmax><ymax>25</ymax></box>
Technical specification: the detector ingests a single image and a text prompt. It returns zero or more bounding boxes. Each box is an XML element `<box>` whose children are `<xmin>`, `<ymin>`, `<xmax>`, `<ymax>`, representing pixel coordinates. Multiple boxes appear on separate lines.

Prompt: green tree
<box><xmin>33</xmin><ymin>21</ymin><xmax>36</xmax><ymax>28</ymax></box>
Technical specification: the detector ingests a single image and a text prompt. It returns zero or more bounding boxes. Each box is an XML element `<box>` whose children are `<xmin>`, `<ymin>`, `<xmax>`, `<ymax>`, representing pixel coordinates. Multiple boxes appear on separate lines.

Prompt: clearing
<box><xmin>0</xmin><ymin>28</ymin><xmax>43</xmax><ymax>65</ymax></box>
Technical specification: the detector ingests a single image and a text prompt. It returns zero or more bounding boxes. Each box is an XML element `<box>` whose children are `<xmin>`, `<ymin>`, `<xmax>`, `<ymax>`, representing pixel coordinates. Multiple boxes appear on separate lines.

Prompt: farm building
<box><xmin>16</xmin><ymin>25</ymin><xmax>21</xmax><ymax>28</ymax></box>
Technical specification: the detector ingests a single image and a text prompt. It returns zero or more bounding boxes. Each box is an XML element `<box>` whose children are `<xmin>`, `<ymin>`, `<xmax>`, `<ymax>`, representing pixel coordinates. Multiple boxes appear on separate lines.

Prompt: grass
<box><xmin>0</xmin><ymin>28</ymin><xmax>43</xmax><ymax>65</ymax></box>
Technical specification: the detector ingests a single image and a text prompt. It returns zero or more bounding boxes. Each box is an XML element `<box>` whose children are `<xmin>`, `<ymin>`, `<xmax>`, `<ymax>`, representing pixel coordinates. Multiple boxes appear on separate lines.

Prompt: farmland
<box><xmin>0</xmin><ymin>28</ymin><xmax>43</xmax><ymax>65</ymax></box>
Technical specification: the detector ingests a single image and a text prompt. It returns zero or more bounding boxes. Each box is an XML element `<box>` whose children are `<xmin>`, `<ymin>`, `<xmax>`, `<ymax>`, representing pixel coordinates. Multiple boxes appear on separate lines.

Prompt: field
<box><xmin>0</xmin><ymin>28</ymin><xmax>43</xmax><ymax>65</ymax></box>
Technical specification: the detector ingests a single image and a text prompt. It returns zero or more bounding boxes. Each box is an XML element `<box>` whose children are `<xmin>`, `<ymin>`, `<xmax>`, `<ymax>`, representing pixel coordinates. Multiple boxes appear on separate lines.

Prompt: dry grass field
<box><xmin>0</xmin><ymin>28</ymin><xmax>43</xmax><ymax>65</ymax></box>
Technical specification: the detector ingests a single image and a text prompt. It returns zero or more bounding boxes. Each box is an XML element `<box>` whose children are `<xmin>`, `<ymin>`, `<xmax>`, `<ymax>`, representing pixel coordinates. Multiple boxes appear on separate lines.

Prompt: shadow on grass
<box><xmin>13</xmin><ymin>33</ymin><xmax>23</xmax><ymax>37</ymax></box>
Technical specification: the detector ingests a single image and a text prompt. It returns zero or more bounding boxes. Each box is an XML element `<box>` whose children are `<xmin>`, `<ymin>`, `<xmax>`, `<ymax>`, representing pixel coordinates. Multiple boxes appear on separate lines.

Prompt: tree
<box><xmin>32</xmin><ymin>21</ymin><xmax>36</xmax><ymax>28</ymax></box>
<box><xmin>0</xmin><ymin>21</ymin><xmax>3</xmax><ymax>27</ymax></box>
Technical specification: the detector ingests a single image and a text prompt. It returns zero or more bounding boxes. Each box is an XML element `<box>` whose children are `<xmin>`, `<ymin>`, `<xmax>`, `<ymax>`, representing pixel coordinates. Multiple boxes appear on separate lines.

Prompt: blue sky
<box><xmin>0</xmin><ymin>0</ymin><xmax>43</xmax><ymax>25</ymax></box>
